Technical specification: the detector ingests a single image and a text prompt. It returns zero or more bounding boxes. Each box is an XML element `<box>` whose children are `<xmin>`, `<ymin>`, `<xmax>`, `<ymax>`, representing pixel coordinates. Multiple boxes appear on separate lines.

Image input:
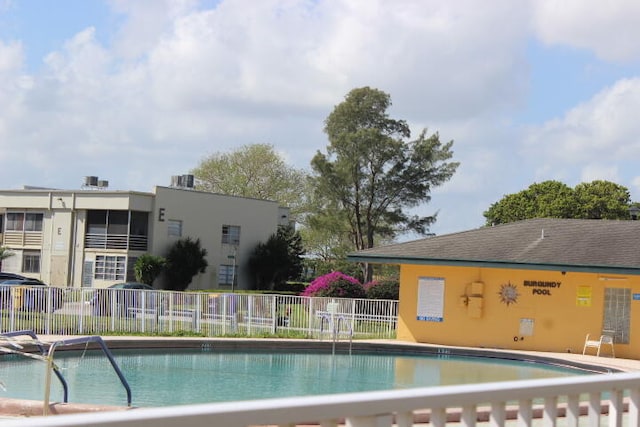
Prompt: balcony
<box><xmin>2</xmin><ymin>231</ymin><xmax>43</xmax><ymax>247</ymax></box>
<box><xmin>84</xmin><ymin>234</ymin><xmax>148</xmax><ymax>251</ymax></box>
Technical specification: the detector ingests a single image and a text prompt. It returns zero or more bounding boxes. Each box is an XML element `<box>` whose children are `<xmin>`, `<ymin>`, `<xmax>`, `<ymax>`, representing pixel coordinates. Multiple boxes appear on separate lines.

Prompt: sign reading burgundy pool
<box><xmin>0</xmin><ymin>348</ymin><xmax>589</xmax><ymax>407</ymax></box>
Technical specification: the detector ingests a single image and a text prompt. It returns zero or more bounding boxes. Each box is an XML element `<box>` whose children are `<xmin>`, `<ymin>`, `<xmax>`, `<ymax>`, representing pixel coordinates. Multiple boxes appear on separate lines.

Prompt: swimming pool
<box><xmin>0</xmin><ymin>343</ymin><xmax>594</xmax><ymax>408</ymax></box>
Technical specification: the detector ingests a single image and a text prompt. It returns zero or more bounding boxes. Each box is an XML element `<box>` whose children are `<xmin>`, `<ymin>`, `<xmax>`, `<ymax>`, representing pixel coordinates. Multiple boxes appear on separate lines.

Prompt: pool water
<box><xmin>0</xmin><ymin>349</ymin><xmax>589</xmax><ymax>407</ymax></box>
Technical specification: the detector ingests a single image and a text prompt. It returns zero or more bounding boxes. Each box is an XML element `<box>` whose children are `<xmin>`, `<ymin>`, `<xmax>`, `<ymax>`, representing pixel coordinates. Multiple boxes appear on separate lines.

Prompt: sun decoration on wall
<box><xmin>499</xmin><ymin>282</ymin><xmax>519</xmax><ymax>306</ymax></box>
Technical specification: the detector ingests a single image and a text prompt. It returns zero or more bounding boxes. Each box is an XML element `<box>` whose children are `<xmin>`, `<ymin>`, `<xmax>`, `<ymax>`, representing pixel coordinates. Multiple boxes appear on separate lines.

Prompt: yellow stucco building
<box><xmin>350</xmin><ymin>218</ymin><xmax>640</xmax><ymax>359</ymax></box>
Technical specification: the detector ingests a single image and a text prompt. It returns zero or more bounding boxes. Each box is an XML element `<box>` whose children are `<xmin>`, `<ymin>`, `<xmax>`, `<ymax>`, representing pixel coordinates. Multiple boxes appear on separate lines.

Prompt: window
<box><xmin>94</xmin><ymin>255</ymin><xmax>127</xmax><ymax>281</ymax></box>
<box><xmin>107</xmin><ymin>211</ymin><xmax>128</xmax><ymax>234</ymax></box>
<box><xmin>129</xmin><ymin>211</ymin><xmax>149</xmax><ymax>236</ymax></box>
<box><xmin>218</xmin><ymin>264</ymin><xmax>237</xmax><ymax>285</ymax></box>
<box><xmin>25</xmin><ymin>213</ymin><xmax>43</xmax><ymax>232</ymax></box>
<box><xmin>221</xmin><ymin>225</ymin><xmax>240</xmax><ymax>244</ymax></box>
<box><xmin>22</xmin><ymin>251</ymin><xmax>41</xmax><ymax>273</ymax></box>
<box><xmin>126</xmin><ymin>257</ymin><xmax>138</xmax><ymax>282</ymax></box>
<box><xmin>85</xmin><ymin>210</ymin><xmax>149</xmax><ymax>251</ymax></box>
<box><xmin>168</xmin><ymin>220</ymin><xmax>182</xmax><ymax>237</ymax></box>
<box><xmin>5</xmin><ymin>213</ymin><xmax>24</xmax><ymax>231</ymax></box>
<box><xmin>87</xmin><ymin>210</ymin><xmax>107</xmax><ymax>234</ymax></box>
<box><xmin>5</xmin><ymin>212</ymin><xmax>43</xmax><ymax>232</ymax></box>
<box><xmin>603</xmin><ymin>288</ymin><xmax>631</xmax><ymax>344</ymax></box>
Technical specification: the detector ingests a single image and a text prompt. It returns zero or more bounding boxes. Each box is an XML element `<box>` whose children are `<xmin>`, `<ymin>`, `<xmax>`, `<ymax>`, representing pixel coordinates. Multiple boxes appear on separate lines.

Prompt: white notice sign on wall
<box><xmin>417</xmin><ymin>277</ymin><xmax>445</xmax><ymax>322</ymax></box>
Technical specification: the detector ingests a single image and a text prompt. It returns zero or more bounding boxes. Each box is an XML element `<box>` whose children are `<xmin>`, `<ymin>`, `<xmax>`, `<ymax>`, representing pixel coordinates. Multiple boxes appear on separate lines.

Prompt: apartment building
<box><xmin>0</xmin><ymin>177</ymin><xmax>290</xmax><ymax>290</ymax></box>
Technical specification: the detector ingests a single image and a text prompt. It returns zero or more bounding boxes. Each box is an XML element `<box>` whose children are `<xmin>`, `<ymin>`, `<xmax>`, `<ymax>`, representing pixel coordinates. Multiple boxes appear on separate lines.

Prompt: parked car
<box><xmin>0</xmin><ymin>272</ymin><xmax>28</xmax><ymax>282</ymax></box>
<box><xmin>109</xmin><ymin>282</ymin><xmax>155</xmax><ymax>291</ymax></box>
<box><xmin>0</xmin><ymin>279</ymin><xmax>64</xmax><ymax>312</ymax></box>
<box><xmin>91</xmin><ymin>282</ymin><xmax>156</xmax><ymax>316</ymax></box>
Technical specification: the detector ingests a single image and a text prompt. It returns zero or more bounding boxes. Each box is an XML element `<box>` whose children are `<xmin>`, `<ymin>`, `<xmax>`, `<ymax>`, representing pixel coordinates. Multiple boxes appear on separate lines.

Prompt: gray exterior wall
<box><xmin>0</xmin><ymin>186</ymin><xmax>289</xmax><ymax>290</ymax></box>
<box><xmin>150</xmin><ymin>186</ymin><xmax>286</xmax><ymax>290</ymax></box>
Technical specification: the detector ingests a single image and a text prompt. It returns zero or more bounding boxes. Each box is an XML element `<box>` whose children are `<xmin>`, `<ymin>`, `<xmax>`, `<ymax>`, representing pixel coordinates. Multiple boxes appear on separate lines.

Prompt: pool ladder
<box><xmin>0</xmin><ymin>330</ymin><xmax>132</xmax><ymax>415</ymax></box>
<box><xmin>319</xmin><ymin>313</ymin><xmax>353</xmax><ymax>355</ymax></box>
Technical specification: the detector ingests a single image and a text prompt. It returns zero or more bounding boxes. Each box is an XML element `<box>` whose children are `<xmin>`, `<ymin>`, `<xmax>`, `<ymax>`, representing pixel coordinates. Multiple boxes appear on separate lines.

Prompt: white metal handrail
<box><xmin>2</xmin><ymin>371</ymin><xmax>639</xmax><ymax>427</ymax></box>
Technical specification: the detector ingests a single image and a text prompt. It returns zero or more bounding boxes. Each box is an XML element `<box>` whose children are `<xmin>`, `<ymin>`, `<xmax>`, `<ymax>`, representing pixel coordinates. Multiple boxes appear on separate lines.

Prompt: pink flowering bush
<box><xmin>302</xmin><ymin>271</ymin><xmax>366</xmax><ymax>298</ymax></box>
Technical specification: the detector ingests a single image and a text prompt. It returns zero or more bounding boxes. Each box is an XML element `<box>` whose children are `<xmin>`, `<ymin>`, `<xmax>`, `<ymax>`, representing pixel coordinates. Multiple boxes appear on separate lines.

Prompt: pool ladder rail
<box><xmin>319</xmin><ymin>313</ymin><xmax>353</xmax><ymax>355</ymax></box>
<box><xmin>0</xmin><ymin>330</ymin><xmax>132</xmax><ymax>415</ymax></box>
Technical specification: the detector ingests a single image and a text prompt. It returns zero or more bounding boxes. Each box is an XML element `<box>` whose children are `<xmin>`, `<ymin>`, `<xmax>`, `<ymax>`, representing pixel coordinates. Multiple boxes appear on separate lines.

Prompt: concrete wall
<box><xmin>398</xmin><ymin>264</ymin><xmax>640</xmax><ymax>359</ymax></box>
<box><xmin>0</xmin><ymin>187</ymin><xmax>286</xmax><ymax>291</ymax></box>
<box><xmin>151</xmin><ymin>186</ymin><xmax>283</xmax><ymax>290</ymax></box>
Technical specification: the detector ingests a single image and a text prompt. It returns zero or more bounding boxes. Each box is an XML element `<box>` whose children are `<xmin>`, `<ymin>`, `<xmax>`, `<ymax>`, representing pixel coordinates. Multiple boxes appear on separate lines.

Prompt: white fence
<box><xmin>4</xmin><ymin>286</ymin><xmax>638</xmax><ymax>426</ymax></box>
<box><xmin>2</xmin><ymin>370</ymin><xmax>639</xmax><ymax>426</ymax></box>
<box><xmin>0</xmin><ymin>287</ymin><xmax>397</xmax><ymax>339</ymax></box>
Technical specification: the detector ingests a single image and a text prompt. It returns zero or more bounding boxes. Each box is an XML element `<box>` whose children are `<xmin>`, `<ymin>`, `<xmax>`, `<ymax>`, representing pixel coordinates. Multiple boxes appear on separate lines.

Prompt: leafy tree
<box><xmin>298</xmin><ymin>222</ymin><xmax>356</xmax><ymax>278</ymax></box>
<box><xmin>484</xmin><ymin>180</ymin><xmax>632</xmax><ymax>225</ymax></box>
<box><xmin>191</xmin><ymin>143</ymin><xmax>309</xmax><ymax>220</ymax></box>
<box><xmin>573</xmin><ymin>180</ymin><xmax>631</xmax><ymax>219</ymax></box>
<box><xmin>278</xmin><ymin>224</ymin><xmax>305</xmax><ymax>281</ymax></box>
<box><xmin>248</xmin><ymin>225</ymin><xmax>305</xmax><ymax>290</ymax></box>
<box><xmin>0</xmin><ymin>247</ymin><xmax>14</xmax><ymax>269</ymax></box>
<box><xmin>310</xmin><ymin>87</ymin><xmax>459</xmax><ymax>281</ymax></box>
<box><xmin>484</xmin><ymin>181</ymin><xmax>576</xmax><ymax>225</ymax></box>
<box><xmin>163</xmin><ymin>238</ymin><xmax>208</xmax><ymax>291</ymax></box>
<box><xmin>134</xmin><ymin>254</ymin><xmax>166</xmax><ymax>286</ymax></box>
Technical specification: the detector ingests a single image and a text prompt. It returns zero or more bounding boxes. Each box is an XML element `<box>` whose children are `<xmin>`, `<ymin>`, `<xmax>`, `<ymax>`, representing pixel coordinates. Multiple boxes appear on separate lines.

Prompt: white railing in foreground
<box><xmin>3</xmin><ymin>371</ymin><xmax>639</xmax><ymax>427</ymax></box>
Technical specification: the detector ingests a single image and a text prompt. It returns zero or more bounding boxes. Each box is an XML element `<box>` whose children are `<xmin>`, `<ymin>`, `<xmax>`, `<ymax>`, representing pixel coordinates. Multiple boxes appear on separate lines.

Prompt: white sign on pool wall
<box><xmin>417</xmin><ymin>277</ymin><xmax>445</xmax><ymax>322</ymax></box>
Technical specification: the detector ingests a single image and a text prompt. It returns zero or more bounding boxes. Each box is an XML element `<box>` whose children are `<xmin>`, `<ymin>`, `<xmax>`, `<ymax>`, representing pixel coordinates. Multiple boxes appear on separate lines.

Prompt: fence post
<box><xmin>351</xmin><ymin>298</ymin><xmax>357</xmax><ymax>338</ymax></box>
<box><xmin>308</xmin><ymin>297</ymin><xmax>314</xmax><ymax>338</ymax></box>
<box><xmin>44</xmin><ymin>288</ymin><xmax>51</xmax><ymax>335</ymax></box>
<box><xmin>247</xmin><ymin>295</ymin><xmax>253</xmax><ymax>336</ymax></box>
<box><xmin>194</xmin><ymin>293</ymin><xmax>201</xmax><ymax>333</ymax></box>
<box><xmin>271</xmin><ymin>295</ymin><xmax>277</xmax><ymax>335</ymax></box>
<box><xmin>140</xmin><ymin>293</ymin><xmax>146</xmax><ymax>333</ymax></box>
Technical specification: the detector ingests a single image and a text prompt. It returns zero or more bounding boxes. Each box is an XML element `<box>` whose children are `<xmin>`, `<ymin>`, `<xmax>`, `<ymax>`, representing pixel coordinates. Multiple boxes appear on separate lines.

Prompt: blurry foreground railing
<box><xmin>2</xmin><ymin>371</ymin><xmax>639</xmax><ymax>427</ymax></box>
<box><xmin>0</xmin><ymin>287</ymin><xmax>397</xmax><ymax>339</ymax></box>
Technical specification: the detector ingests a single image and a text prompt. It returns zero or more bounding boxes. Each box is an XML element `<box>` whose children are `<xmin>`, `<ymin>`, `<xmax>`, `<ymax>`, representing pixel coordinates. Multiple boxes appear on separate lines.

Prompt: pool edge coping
<box><xmin>1</xmin><ymin>336</ymin><xmax>636</xmax><ymax>417</ymax></box>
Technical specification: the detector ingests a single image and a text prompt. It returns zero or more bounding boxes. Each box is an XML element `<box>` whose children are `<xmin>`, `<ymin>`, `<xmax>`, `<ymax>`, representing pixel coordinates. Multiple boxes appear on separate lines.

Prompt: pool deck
<box><xmin>1</xmin><ymin>335</ymin><xmax>639</xmax><ymax>420</ymax></box>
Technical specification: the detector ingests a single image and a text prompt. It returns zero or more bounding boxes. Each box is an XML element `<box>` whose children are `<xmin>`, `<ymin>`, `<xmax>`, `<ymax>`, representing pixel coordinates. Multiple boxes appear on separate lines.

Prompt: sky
<box><xmin>1</xmin><ymin>0</ymin><xmax>640</xmax><ymax>238</ymax></box>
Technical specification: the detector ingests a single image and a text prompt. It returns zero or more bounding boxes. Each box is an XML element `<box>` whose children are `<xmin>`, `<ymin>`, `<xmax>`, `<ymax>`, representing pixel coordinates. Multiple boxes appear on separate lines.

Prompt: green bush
<box><xmin>274</xmin><ymin>281</ymin><xmax>307</xmax><ymax>294</ymax></box>
<box><xmin>365</xmin><ymin>279</ymin><xmax>399</xmax><ymax>300</ymax></box>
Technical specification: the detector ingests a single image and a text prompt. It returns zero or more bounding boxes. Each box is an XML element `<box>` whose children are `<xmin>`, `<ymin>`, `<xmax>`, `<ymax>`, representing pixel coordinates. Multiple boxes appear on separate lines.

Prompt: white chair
<box><xmin>583</xmin><ymin>333</ymin><xmax>615</xmax><ymax>357</ymax></box>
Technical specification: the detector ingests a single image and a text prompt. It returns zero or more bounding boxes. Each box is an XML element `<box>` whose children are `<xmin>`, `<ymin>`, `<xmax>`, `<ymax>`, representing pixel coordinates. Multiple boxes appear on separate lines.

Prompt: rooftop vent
<box><xmin>170</xmin><ymin>174</ymin><xmax>195</xmax><ymax>189</ymax></box>
<box><xmin>83</xmin><ymin>176</ymin><xmax>109</xmax><ymax>190</ymax></box>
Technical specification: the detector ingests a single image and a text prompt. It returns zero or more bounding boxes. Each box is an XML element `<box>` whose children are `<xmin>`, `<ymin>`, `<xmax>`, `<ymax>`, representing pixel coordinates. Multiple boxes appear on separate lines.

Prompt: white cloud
<box><xmin>0</xmin><ymin>39</ymin><xmax>22</xmax><ymax>74</ymax></box>
<box><xmin>0</xmin><ymin>40</ymin><xmax>26</xmax><ymax>159</ymax></box>
<box><xmin>532</xmin><ymin>0</ymin><xmax>640</xmax><ymax>62</ymax></box>
<box><xmin>18</xmin><ymin>1</ymin><xmax>531</xmax><ymax>187</ymax></box>
<box><xmin>109</xmin><ymin>0</ymin><xmax>199</xmax><ymax>60</ymax></box>
<box><xmin>632</xmin><ymin>176</ymin><xmax>640</xmax><ymax>195</ymax></box>
<box><xmin>6</xmin><ymin>0</ymin><xmax>640</xmax><ymax>231</ymax></box>
<box><xmin>521</xmin><ymin>77</ymin><xmax>640</xmax><ymax>203</ymax></box>
<box><xmin>142</xmin><ymin>0</ymin><xmax>531</xmax><ymax>120</ymax></box>
<box><xmin>580</xmin><ymin>164</ymin><xmax>620</xmax><ymax>183</ymax></box>
<box><xmin>523</xmin><ymin>78</ymin><xmax>640</xmax><ymax>165</ymax></box>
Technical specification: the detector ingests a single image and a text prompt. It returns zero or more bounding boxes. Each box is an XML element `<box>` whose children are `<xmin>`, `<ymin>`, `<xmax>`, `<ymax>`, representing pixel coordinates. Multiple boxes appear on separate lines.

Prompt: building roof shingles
<box><xmin>349</xmin><ymin>218</ymin><xmax>640</xmax><ymax>272</ymax></box>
